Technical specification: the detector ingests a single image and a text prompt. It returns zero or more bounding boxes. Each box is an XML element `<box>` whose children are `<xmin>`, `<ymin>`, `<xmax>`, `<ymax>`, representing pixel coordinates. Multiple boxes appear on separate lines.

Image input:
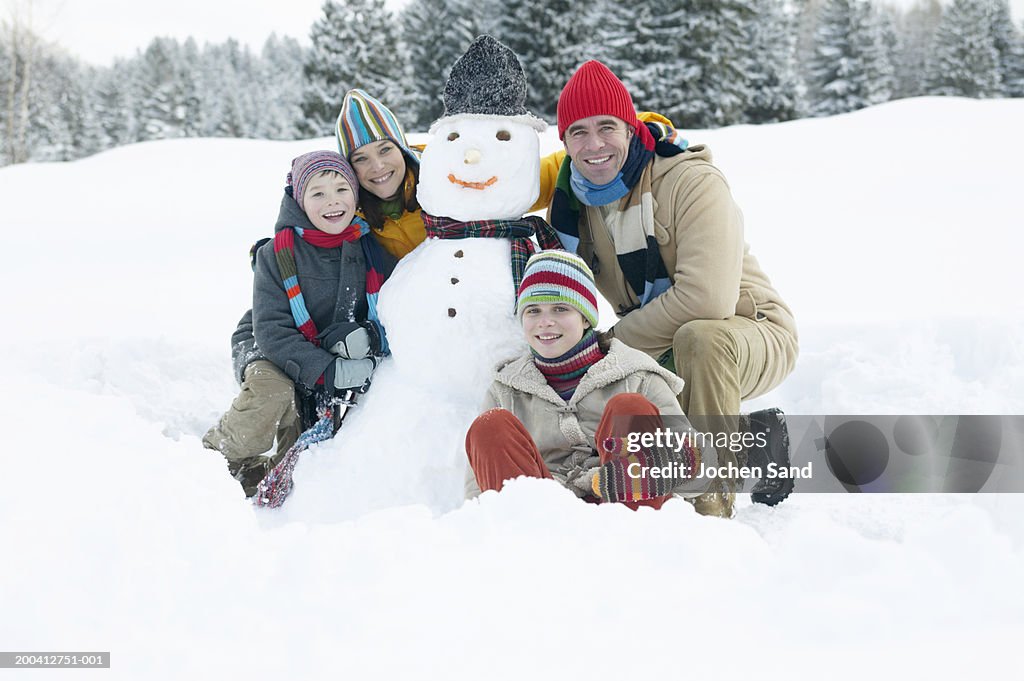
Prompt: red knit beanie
<box><xmin>557</xmin><ymin>60</ymin><xmax>639</xmax><ymax>140</ymax></box>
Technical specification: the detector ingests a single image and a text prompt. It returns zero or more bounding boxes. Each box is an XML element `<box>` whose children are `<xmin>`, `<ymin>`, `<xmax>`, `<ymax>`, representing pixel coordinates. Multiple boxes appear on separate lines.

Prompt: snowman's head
<box><xmin>417</xmin><ymin>36</ymin><xmax>548</xmax><ymax>222</ymax></box>
<box><xmin>417</xmin><ymin>116</ymin><xmax>540</xmax><ymax>222</ymax></box>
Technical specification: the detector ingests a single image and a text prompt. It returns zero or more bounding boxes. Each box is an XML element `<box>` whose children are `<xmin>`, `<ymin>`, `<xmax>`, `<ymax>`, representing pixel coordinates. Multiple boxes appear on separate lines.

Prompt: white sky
<box><xmin>9</xmin><ymin>0</ymin><xmax>408</xmax><ymax>64</ymax></box>
<box><xmin>7</xmin><ymin>0</ymin><xmax>1024</xmax><ymax>67</ymax></box>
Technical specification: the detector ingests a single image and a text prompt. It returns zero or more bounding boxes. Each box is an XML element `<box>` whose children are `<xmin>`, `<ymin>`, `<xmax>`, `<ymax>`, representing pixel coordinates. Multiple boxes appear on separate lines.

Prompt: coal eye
<box><xmin>447</xmin><ymin>132</ymin><xmax>460</xmax><ymax>141</ymax></box>
<box><xmin>496</xmin><ymin>130</ymin><xmax>511</xmax><ymax>141</ymax></box>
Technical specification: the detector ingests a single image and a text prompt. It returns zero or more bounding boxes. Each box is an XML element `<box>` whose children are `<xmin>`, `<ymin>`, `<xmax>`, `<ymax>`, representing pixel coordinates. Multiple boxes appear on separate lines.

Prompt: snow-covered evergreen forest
<box><xmin>3</xmin><ymin>0</ymin><xmax>1023</xmax><ymax>166</ymax></box>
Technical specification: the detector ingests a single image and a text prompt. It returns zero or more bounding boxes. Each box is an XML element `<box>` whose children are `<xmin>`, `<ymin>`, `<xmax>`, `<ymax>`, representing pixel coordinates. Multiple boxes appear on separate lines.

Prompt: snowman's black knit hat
<box><xmin>432</xmin><ymin>35</ymin><xmax>546</xmax><ymax>133</ymax></box>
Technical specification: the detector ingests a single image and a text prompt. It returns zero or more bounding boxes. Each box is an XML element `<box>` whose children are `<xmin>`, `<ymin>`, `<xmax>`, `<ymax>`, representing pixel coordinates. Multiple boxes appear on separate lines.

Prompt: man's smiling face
<box><xmin>563</xmin><ymin>115</ymin><xmax>633</xmax><ymax>185</ymax></box>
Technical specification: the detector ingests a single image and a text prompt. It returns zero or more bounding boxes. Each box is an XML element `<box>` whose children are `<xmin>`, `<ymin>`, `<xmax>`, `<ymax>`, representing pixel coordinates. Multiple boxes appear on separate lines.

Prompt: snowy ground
<box><xmin>1</xmin><ymin>97</ymin><xmax>1022</xmax><ymax>679</ymax></box>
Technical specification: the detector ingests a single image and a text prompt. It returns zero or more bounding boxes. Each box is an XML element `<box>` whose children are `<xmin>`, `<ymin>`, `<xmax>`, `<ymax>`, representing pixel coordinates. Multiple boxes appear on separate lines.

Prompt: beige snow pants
<box><xmin>202</xmin><ymin>360</ymin><xmax>301</xmax><ymax>462</ymax></box>
<box><xmin>664</xmin><ymin>315</ymin><xmax>799</xmax><ymax>518</ymax></box>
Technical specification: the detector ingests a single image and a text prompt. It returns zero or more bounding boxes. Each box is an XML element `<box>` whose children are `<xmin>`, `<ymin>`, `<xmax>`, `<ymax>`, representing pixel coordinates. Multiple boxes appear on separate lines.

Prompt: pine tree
<box><xmin>617</xmin><ymin>0</ymin><xmax>694</xmax><ymax>120</ymax></box>
<box><xmin>490</xmin><ymin>0</ymin><xmax>579</xmax><ymax>122</ymax></box>
<box><xmin>808</xmin><ymin>0</ymin><xmax>894</xmax><ymax>116</ymax></box>
<box><xmin>1</xmin><ymin>12</ymin><xmax>39</xmax><ymax>165</ymax></box>
<box><xmin>400</xmin><ymin>0</ymin><xmax>477</xmax><ymax>129</ymax></box>
<box><xmin>892</xmin><ymin>0</ymin><xmax>943</xmax><ymax>98</ymax></box>
<box><xmin>300</xmin><ymin>0</ymin><xmax>408</xmax><ymax>137</ymax></box>
<box><xmin>793</xmin><ymin>0</ymin><xmax>827</xmax><ymax>91</ymax></box>
<box><xmin>678</xmin><ymin>0</ymin><xmax>760</xmax><ymax>128</ymax></box>
<box><xmin>28</xmin><ymin>51</ymin><xmax>76</xmax><ymax>160</ymax></box>
<box><xmin>529</xmin><ymin>0</ymin><xmax>581</xmax><ymax>122</ymax></box>
<box><xmin>94</xmin><ymin>60</ymin><xmax>137</xmax><ymax>148</ymax></box>
<box><xmin>2</xmin><ymin>25</ymin><xmax>314</xmax><ymax>164</ymax></box>
<box><xmin>57</xmin><ymin>60</ymin><xmax>104</xmax><ymax>160</ymax></box>
<box><xmin>594</xmin><ymin>0</ymin><xmax>762</xmax><ymax>128</ymax></box>
<box><xmin>134</xmin><ymin>37</ymin><xmax>190</xmax><ymax>141</ymax></box>
<box><xmin>216</xmin><ymin>40</ymin><xmax>261</xmax><ymax>137</ymax></box>
<box><xmin>258</xmin><ymin>34</ymin><xmax>306</xmax><ymax>139</ymax></box>
<box><xmin>924</xmin><ymin>0</ymin><xmax>1002</xmax><ymax>97</ymax></box>
<box><xmin>744</xmin><ymin>0</ymin><xmax>802</xmax><ymax>123</ymax></box>
<box><xmin>0</xmin><ymin>19</ymin><xmax>104</xmax><ymax>164</ymax></box>
<box><xmin>567</xmin><ymin>0</ymin><xmax>635</xmax><ymax>77</ymax></box>
<box><xmin>989</xmin><ymin>0</ymin><xmax>1024</xmax><ymax>97</ymax></box>
<box><xmin>1006</xmin><ymin>18</ymin><xmax>1024</xmax><ymax>96</ymax></box>
<box><xmin>300</xmin><ymin>1</ymin><xmax>350</xmax><ymax>135</ymax></box>
<box><xmin>855</xmin><ymin>1</ymin><xmax>896</xmax><ymax>103</ymax></box>
<box><xmin>180</xmin><ymin>38</ymin><xmax>203</xmax><ymax>137</ymax></box>
<box><xmin>0</xmin><ymin>22</ymin><xmax>19</xmax><ymax>164</ymax></box>
<box><xmin>203</xmin><ymin>44</ymin><xmax>248</xmax><ymax>138</ymax></box>
<box><xmin>196</xmin><ymin>42</ymin><xmax>241</xmax><ymax>137</ymax></box>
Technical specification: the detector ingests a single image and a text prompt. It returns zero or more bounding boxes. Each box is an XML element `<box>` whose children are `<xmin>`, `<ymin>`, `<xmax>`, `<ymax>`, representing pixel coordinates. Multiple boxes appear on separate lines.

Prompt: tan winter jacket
<box><xmin>465</xmin><ymin>339</ymin><xmax>686</xmax><ymax>499</ymax></box>
<box><xmin>578</xmin><ymin>146</ymin><xmax>797</xmax><ymax>359</ymax></box>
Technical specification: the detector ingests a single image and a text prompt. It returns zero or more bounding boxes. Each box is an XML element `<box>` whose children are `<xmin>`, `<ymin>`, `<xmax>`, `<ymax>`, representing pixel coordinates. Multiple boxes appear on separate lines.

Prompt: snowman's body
<box><xmin>380</xmin><ymin>115</ymin><xmax>545</xmax><ymax>393</ymax></box>
<box><xmin>378</xmin><ymin>236</ymin><xmax>523</xmax><ymax>396</ymax></box>
<box><xmin>278</xmin><ymin>85</ymin><xmax>550</xmax><ymax>522</ymax></box>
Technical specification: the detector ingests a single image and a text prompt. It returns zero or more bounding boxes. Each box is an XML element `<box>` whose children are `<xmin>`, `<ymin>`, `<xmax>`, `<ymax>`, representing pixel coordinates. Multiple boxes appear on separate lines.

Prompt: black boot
<box><xmin>745</xmin><ymin>408</ymin><xmax>793</xmax><ymax>507</ymax></box>
<box><xmin>227</xmin><ymin>456</ymin><xmax>272</xmax><ymax>498</ymax></box>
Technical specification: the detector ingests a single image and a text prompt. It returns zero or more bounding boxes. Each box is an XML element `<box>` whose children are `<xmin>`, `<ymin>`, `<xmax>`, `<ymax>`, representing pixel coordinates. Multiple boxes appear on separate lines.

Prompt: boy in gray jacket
<box><xmin>203</xmin><ymin>151</ymin><xmax>396</xmax><ymax>496</ymax></box>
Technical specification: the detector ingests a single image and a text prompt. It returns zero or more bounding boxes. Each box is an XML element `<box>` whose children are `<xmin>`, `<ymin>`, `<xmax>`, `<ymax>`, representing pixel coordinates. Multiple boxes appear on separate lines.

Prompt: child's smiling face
<box><xmin>521</xmin><ymin>303</ymin><xmax>589</xmax><ymax>359</ymax></box>
<box><xmin>302</xmin><ymin>171</ymin><xmax>356</xmax><ymax>235</ymax></box>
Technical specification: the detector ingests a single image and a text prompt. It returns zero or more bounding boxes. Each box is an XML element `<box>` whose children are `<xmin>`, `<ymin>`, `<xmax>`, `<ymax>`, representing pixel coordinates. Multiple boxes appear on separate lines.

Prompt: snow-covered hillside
<box><xmin>1</xmin><ymin>97</ymin><xmax>1022</xmax><ymax>679</ymax></box>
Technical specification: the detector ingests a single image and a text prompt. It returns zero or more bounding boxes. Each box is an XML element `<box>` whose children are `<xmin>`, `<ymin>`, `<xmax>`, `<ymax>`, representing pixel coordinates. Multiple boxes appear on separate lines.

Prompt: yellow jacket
<box><xmin>370</xmin><ymin>208</ymin><xmax>427</xmax><ymax>260</ymax></box>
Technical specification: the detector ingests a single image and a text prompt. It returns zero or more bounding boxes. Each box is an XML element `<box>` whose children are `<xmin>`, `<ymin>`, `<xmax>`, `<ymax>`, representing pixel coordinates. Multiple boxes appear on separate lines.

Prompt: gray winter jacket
<box><xmin>465</xmin><ymin>339</ymin><xmax>687</xmax><ymax>499</ymax></box>
<box><xmin>252</xmin><ymin>191</ymin><xmax>396</xmax><ymax>391</ymax></box>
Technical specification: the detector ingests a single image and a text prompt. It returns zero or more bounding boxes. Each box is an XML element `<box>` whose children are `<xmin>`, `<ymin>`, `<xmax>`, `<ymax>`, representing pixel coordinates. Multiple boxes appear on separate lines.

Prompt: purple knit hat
<box><xmin>287</xmin><ymin>150</ymin><xmax>359</xmax><ymax>212</ymax></box>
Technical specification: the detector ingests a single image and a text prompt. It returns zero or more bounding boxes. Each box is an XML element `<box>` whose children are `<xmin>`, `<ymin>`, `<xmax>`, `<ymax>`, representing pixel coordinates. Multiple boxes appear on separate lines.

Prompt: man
<box><xmin>549</xmin><ymin>60</ymin><xmax>799</xmax><ymax>517</ymax></box>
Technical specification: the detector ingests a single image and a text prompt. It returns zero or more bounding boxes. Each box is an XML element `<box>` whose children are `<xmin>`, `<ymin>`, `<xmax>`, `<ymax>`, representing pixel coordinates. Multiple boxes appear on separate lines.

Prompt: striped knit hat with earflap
<box><xmin>516</xmin><ymin>250</ymin><xmax>599</xmax><ymax>329</ymax></box>
<box><xmin>336</xmin><ymin>88</ymin><xmax>419</xmax><ymax>163</ymax></box>
<box><xmin>288</xmin><ymin>150</ymin><xmax>359</xmax><ymax>213</ymax></box>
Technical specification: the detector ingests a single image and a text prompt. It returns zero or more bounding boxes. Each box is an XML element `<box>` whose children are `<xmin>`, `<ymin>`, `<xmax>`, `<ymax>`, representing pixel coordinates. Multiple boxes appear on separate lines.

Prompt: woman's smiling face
<box><xmin>349</xmin><ymin>140</ymin><xmax>406</xmax><ymax>200</ymax></box>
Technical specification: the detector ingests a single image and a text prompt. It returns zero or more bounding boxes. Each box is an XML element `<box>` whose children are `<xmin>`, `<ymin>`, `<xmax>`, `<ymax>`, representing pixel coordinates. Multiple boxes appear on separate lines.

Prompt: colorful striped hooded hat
<box><xmin>516</xmin><ymin>250</ymin><xmax>599</xmax><ymax>329</ymax></box>
<box><xmin>336</xmin><ymin>89</ymin><xmax>419</xmax><ymax>165</ymax></box>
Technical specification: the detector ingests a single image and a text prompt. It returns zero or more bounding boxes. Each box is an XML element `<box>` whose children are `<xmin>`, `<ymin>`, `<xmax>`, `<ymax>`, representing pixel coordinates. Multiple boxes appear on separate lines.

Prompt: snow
<box><xmin>1</xmin><ymin>97</ymin><xmax>1022</xmax><ymax>678</ymax></box>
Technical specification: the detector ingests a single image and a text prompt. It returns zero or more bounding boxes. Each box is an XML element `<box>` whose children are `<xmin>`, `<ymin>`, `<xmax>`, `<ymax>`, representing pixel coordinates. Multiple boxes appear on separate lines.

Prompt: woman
<box><xmin>336</xmin><ymin>88</ymin><xmax>426</xmax><ymax>259</ymax></box>
<box><xmin>464</xmin><ymin>251</ymin><xmax>705</xmax><ymax>510</ymax></box>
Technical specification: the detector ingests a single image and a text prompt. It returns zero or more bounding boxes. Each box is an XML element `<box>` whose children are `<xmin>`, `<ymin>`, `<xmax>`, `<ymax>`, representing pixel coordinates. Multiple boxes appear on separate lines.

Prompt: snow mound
<box><xmin>2</xmin><ymin>98</ymin><xmax>1023</xmax><ymax>678</ymax></box>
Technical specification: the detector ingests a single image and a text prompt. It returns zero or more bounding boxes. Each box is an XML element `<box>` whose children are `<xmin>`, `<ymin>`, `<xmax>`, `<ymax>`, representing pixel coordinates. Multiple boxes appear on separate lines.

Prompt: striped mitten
<box><xmin>592</xmin><ymin>435</ymin><xmax>703</xmax><ymax>503</ymax></box>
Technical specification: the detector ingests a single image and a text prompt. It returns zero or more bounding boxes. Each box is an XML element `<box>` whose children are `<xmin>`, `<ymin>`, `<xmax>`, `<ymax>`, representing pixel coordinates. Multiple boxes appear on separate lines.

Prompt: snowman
<box><xmin>278</xmin><ymin>36</ymin><xmax>561</xmax><ymax>522</ymax></box>
<box><xmin>385</xmin><ymin>34</ymin><xmax>556</xmax><ymax>393</ymax></box>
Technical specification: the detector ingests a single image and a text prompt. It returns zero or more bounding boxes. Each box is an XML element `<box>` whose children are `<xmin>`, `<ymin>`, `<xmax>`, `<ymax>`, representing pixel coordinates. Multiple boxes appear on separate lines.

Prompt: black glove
<box><xmin>318</xmin><ymin>321</ymin><xmax>382</xmax><ymax>359</ymax></box>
